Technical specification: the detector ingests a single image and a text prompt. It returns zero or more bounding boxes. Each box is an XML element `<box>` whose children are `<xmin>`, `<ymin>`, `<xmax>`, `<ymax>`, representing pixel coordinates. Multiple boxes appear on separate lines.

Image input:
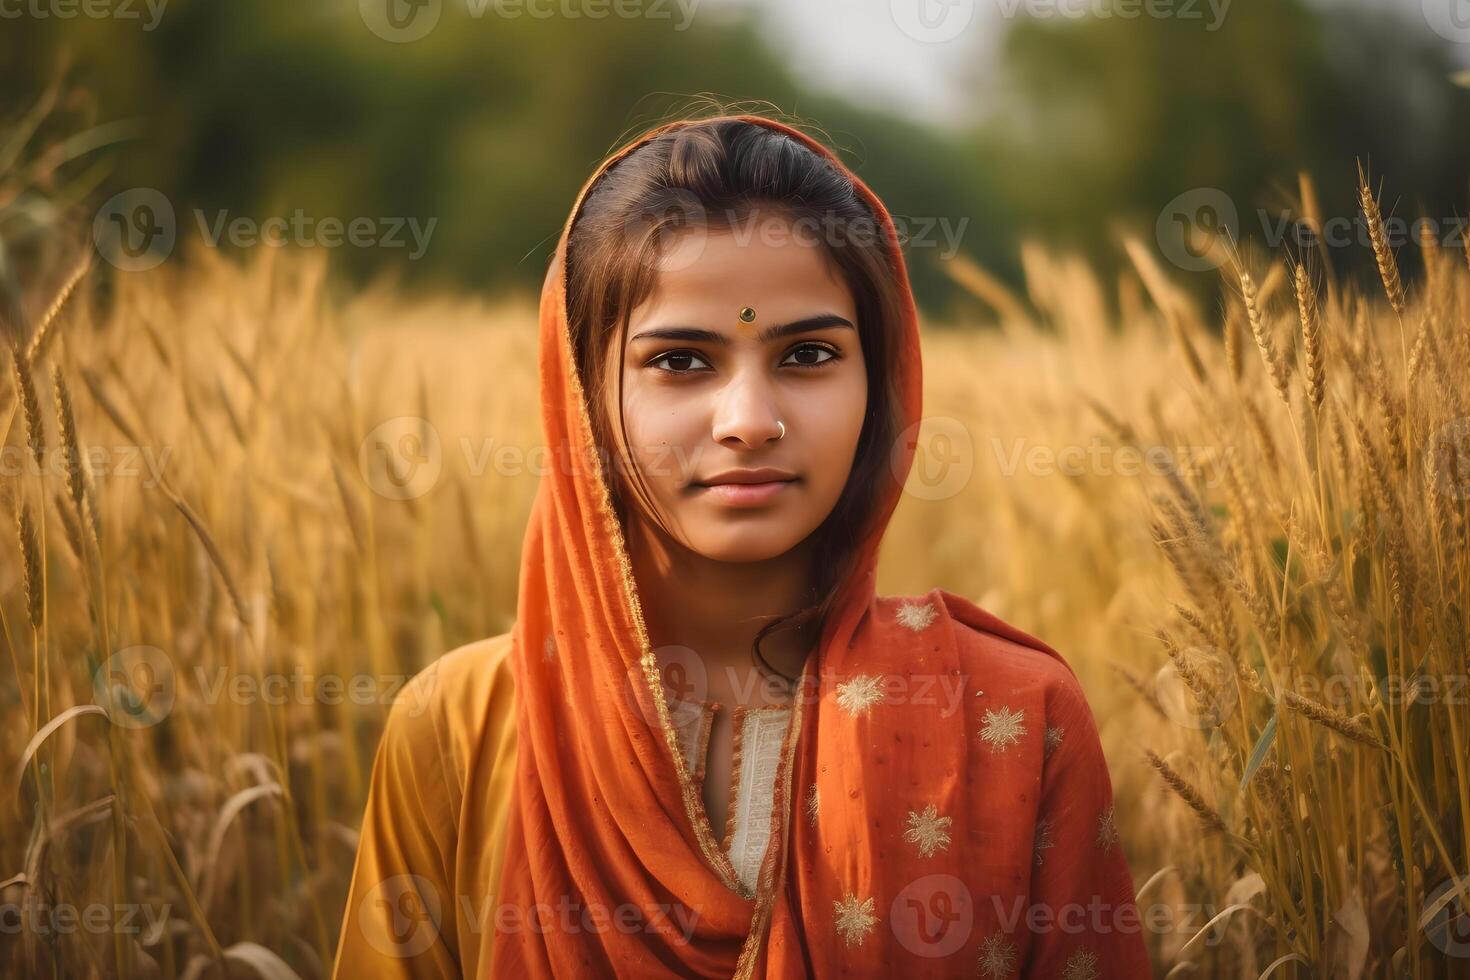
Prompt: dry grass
<box><xmin>2</xmin><ymin>168</ymin><xmax>1469</xmax><ymax>977</ymax></box>
<box><xmin>0</xmin><ymin>244</ymin><xmax>539</xmax><ymax>978</ymax></box>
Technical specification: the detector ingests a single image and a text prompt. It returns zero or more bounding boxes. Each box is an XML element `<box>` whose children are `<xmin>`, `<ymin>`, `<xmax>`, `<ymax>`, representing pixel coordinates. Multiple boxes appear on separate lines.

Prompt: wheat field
<box><xmin>3</xmin><ymin>169</ymin><xmax>1470</xmax><ymax>978</ymax></box>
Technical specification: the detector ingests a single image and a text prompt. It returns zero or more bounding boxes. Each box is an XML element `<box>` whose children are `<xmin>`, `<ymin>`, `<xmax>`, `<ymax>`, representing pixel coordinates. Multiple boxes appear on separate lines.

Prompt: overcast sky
<box><xmin>700</xmin><ymin>0</ymin><xmax>1464</xmax><ymax>128</ymax></box>
<box><xmin>702</xmin><ymin>0</ymin><xmax>999</xmax><ymax>126</ymax></box>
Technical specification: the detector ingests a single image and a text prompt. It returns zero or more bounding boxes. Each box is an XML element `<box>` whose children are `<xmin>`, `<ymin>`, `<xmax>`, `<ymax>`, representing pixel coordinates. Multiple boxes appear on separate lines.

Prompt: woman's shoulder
<box><xmin>880</xmin><ymin>589</ymin><xmax>1111</xmax><ymax>770</ymax></box>
<box><xmin>412</xmin><ymin>629</ymin><xmax>517</xmax><ymax>694</ymax></box>
<box><xmin>877</xmin><ymin>588</ymin><xmax>1069</xmax><ymax>668</ymax></box>
<box><xmin>380</xmin><ymin>630</ymin><xmax>518</xmax><ymax>778</ymax></box>
<box><xmin>878</xmin><ymin>588</ymin><xmax>1090</xmax><ymax>712</ymax></box>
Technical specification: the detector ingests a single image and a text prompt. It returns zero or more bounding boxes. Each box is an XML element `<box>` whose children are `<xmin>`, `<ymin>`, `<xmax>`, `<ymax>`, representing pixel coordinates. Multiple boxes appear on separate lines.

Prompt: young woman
<box><xmin>333</xmin><ymin>113</ymin><xmax>1152</xmax><ymax>978</ymax></box>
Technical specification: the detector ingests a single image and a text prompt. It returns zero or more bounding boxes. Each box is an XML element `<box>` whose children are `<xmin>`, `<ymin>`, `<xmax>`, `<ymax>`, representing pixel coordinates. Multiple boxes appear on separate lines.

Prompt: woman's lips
<box><xmin>693</xmin><ymin>478</ymin><xmax>798</xmax><ymax>507</ymax></box>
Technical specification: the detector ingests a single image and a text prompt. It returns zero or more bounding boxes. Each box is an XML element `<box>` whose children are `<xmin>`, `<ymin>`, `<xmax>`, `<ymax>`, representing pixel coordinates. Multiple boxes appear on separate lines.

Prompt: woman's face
<box><xmin>603</xmin><ymin>210</ymin><xmax>869</xmax><ymax>564</ymax></box>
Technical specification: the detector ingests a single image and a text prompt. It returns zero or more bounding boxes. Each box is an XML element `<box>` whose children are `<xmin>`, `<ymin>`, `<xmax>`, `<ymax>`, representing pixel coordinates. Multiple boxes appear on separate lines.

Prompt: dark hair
<box><xmin>564</xmin><ymin>112</ymin><xmax>906</xmax><ymax>687</ymax></box>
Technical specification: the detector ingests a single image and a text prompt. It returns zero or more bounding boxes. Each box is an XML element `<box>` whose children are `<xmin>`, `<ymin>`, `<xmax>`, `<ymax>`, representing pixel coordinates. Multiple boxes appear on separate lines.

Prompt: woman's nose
<box><xmin>709</xmin><ymin>372</ymin><xmax>784</xmax><ymax>449</ymax></box>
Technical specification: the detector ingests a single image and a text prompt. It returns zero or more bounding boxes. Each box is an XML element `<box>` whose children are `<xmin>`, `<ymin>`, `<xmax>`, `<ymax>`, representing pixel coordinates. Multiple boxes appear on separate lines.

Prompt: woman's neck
<box><xmin>624</xmin><ymin>514</ymin><xmax>816</xmax><ymax>688</ymax></box>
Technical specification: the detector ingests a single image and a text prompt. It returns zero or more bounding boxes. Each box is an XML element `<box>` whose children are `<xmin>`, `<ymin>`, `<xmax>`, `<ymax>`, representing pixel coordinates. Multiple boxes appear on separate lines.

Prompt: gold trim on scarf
<box><xmin>555</xmin><ymin>169</ymin><xmax>746</xmax><ymax>892</ymax></box>
<box><xmin>551</xmin><ymin>114</ymin><xmax>843</xmax><ymax>958</ymax></box>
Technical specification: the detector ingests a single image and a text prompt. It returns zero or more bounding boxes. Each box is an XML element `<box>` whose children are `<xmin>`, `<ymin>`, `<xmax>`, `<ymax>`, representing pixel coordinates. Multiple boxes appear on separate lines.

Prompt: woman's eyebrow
<box><xmin>630</xmin><ymin>314</ymin><xmax>855</xmax><ymax>345</ymax></box>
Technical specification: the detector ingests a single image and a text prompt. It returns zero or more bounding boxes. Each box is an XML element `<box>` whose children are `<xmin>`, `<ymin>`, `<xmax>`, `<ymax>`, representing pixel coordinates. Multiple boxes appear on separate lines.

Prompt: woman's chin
<box><xmin>682</xmin><ymin>523</ymin><xmax>812</xmax><ymax>564</ymax></box>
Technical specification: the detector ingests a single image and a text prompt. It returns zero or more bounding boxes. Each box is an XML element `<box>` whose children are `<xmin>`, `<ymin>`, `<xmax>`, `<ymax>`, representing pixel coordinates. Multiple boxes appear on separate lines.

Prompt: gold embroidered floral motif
<box><xmin>835</xmin><ymin>675</ymin><xmax>886</xmax><ymax>717</ymax></box>
<box><xmin>895</xmin><ymin>600</ymin><xmax>938</xmax><ymax>632</ymax></box>
<box><xmin>832</xmin><ymin>892</ymin><xmax>878</xmax><ymax>946</ymax></box>
<box><xmin>903</xmin><ymin>803</ymin><xmax>953</xmax><ymax>857</ymax></box>
<box><xmin>977</xmin><ymin>933</ymin><xmax>1019</xmax><ymax>977</ymax></box>
<box><xmin>979</xmin><ymin>705</ymin><xmax>1026</xmax><ymax>752</ymax></box>
<box><xmin>1044</xmin><ymin>725</ymin><xmax>1064</xmax><ymax>756</ymax></box>
<box><xmin>1096</xmin><ymin>804</ymin><xmax>1120</xmax><ymax>853</ymax></box>
<box><xmin>1033</xmin><ymin>816</ymin><xmax>1055</xmax><ymax>866</ymax></box>
<box><xmin>805</xmin><ymin>783</ymin><xmax>820</xmax><ymax>826</ymax></box>
<box><xmin>1062</xmin><ymin>947</ymin><xmax>1100</xmax><ymax>980</ymax></box>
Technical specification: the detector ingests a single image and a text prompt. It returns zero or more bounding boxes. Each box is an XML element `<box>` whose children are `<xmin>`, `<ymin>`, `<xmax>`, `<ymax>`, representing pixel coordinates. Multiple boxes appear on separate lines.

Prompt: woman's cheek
<box><xmin>811</xmin><ymin>383</ymin><xmax>867</xmax><ymax>483</ymax></box>
<box><xmin>630</xmin><ymin>413</ymin><xmax>700</xmax><ymax>491</ymax></box>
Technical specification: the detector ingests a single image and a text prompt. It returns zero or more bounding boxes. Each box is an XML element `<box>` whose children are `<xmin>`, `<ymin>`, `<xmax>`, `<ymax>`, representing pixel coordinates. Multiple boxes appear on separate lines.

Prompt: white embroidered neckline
<box><xmin>668</xmin><ymin>697</ymin><xmax>792</xmax><ymax>896</ymax></box>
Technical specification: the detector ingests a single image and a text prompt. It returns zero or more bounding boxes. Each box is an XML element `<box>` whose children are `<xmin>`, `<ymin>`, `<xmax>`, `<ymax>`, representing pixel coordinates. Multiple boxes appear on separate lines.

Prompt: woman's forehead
<box><xmin>632</xmin><ymin>227</ymin><xmax>852</xmax><ymax>324</ymax></box>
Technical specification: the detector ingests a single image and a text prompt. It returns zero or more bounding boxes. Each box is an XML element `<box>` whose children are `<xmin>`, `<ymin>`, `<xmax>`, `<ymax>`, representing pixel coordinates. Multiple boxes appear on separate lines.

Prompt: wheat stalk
<box><xmin>1294</xmin><ymin>262</ymin><xmax>1324</xmax><ymax>412</ymax></box>
<box><xmin>1357</xmin><ymin>164</ymin><xmax>1406</xmax><ymax>316</ymax></box>
<box><xmin>10</xmin><ymin>345</ymin><xmax>45</xmax><ymax>466</ymax></box>
<box><xmin>1155</xmin><ymin>628</ymin><xmax>1219</xmax><ymax>710</ymax></box>
<box><xmin>1240</xmin><ymin>270</ymin><xmax>1291</xmax><ymax>405</ymax></box>
<box><xmin>1281</xmin><ymin>690</ymin><xmax>1384</xmax><ymax>749</ymax></box>
<box><xmin>16</xmin><ymin>500</ymin><xmax>42</xmax><ymax>631</ymax></box>
<box><xmin>26</xmin><ymin>251</ymin><xmax>92</xmax><ymax>363</ymax></box>
<box><xmin>51</xmin><ymin>367</ymin><xmax>90</xmax><ymax>538</ymax></box>
<box><xmin>1143</xmin><ymin>748</ymin><xmax>1231</xmax><ymax>836</ymax></box>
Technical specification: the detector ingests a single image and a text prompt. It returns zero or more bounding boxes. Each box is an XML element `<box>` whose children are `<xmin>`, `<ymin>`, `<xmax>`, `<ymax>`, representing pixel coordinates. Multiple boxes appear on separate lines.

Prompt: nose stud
<box><xmin>776</xmin><ymin>420</ymin><xmax>786</xmax><ymax>440</ymax></box>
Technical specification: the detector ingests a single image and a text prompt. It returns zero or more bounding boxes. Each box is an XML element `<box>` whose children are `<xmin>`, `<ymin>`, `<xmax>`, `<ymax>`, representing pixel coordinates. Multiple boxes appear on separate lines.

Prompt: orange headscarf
<box><xmin>493</xmin><ymin>114</ymin><xmax>1150</xmax><ymax>978</ymax></box>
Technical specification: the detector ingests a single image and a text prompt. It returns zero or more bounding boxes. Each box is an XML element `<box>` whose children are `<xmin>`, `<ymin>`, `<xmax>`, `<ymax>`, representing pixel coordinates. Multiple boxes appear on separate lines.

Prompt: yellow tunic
<box><xmin>333</xmin><ymin>633</ymin><xmax>518</xmax><ymax>978</ymax></box>
<box><xmin>331</xmin><ymin>635</ymin><xmax>791</xmax><ymax>976</ymax></box>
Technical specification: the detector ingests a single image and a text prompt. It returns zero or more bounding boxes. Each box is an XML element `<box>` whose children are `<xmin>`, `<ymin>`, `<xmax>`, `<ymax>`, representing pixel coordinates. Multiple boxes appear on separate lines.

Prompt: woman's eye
<box><xmin>648</xmin><ymin>344</ymin><xmax>839</xmax><ymax>374</ymax></box>
<box><xmin>649</xmin><ymin>350</ymin><xmax>711</xmax><ymax>374</ymax></box>
<box><xmin>782</xmin><ymin>343</ymin><xmax>839</xmax><ymax>368</ymax></box>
